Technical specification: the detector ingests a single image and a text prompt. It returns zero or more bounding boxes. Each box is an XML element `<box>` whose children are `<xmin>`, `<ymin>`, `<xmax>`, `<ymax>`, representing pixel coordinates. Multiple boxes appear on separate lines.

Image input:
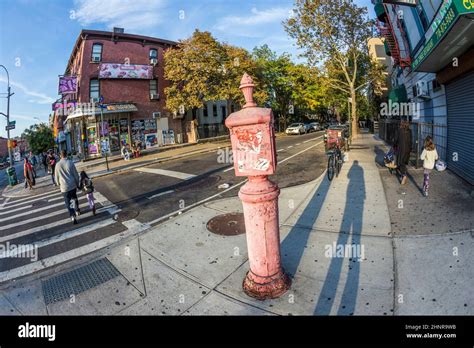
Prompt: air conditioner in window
<box><xmin>152</xmin><ymin>112</ymin><xmax>161</xmax><ymax>119</ymax></box>
<box><xmin>416</xmin><ymin>81</ymin><xmax>430</xmax><ymax>99</ymax></box>
<box><xmin>150</xmin><ymin>58</ymin><xmax>158</xmax><ymax>66</ymax></box>
<box><xmin>150</xmin><ymin>93</ymin><xmax>160</xmax><ymax>100</ymax></box>
<box><xmin>92</xmin><ymin>56</ymin><xmax>101</xmax><ymax>63</ymax></box>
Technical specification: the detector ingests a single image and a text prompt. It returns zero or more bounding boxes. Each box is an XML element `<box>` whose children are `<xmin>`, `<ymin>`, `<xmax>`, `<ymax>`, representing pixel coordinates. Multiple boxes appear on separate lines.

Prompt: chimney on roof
<box><xmin>113</xmin><ymin>27</ymin><xmax>124</xmax><ymax>34</ymax></box>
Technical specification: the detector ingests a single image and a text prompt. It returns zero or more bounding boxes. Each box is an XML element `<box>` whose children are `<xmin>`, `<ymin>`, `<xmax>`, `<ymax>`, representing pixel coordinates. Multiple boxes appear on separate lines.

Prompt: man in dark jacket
<box><xmin>394</xmin><ymin>120</ymin><xmax>412</xmax><ymax>185</ymax></box>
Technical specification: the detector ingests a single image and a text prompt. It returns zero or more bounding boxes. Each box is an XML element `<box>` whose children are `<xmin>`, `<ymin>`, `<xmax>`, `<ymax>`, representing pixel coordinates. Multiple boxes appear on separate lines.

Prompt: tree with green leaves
<box><xmin>22</xmin><ymin>123</ymin><xmax>54</xmax><ymax>155</ymax></box>
<box><xmin>253</xmin><ymin>45</ymin><xmax>326</xmax><ymax>129</ymax></box>
<box><xmin>164</xmin><ymin>30</ymin><xmax>266</xmax><ymax>118</ymax></box>
<box><xmin>285</xmin><ymin>0</ymin><xmax>377</xmax><ymax>137</ymax></box>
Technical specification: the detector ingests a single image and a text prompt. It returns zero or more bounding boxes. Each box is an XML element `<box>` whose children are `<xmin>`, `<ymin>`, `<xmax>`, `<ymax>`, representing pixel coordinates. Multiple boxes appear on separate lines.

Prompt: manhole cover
<box><xmin>207</xmin><ymin>213</ymin><xmax>246</xmax><ymax>236</ymax></box>
<box><xmin>176</xmin><ymin>175</ymin><xmax>221</xmax><ymax>192</ymax></box>
<box><xmin>113</xmin><ymin>210</ymin><xmax>139</xmax><ymax>222</ymax></box>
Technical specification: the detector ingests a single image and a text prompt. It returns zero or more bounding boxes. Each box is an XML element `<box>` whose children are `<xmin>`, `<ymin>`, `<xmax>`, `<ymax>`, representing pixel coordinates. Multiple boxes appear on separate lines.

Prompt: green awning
<box><xmin>375</xmin><ymin>3</ymin><xmax>386</xmax><ymax>22</ymax></box>
<box><xmin>388</xmin><ymin>86</ymin><xmax>408</xmax><ymax>103</ymax></box>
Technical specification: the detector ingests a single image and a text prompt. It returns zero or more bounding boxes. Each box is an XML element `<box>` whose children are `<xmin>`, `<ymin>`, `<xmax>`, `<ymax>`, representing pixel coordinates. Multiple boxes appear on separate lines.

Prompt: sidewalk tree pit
<box><xmin>224</xmin><ymin>73</ymin><xmax>291</xmax><ymax>300</ymax></box>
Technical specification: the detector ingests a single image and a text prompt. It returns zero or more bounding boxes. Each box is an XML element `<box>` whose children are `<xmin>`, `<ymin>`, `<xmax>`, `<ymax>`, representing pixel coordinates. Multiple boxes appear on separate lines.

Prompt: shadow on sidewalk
<box><xmin>281</xmin><ymin>160</ymin><xmax>366</xmax><ymax>315</ymax></box>
<box><xmin>314</xmin><ymin>161</ymin><xmax>365</xmax><ymax>315</ymax></box>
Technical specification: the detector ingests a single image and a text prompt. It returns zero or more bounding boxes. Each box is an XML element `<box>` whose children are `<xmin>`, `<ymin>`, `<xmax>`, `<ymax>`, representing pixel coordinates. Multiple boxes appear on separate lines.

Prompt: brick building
<box><xmin>0</xmin><ymin>136</ymin><xmax>8</xmax><ymax>159</ymax></box>
<box><xmin>58</xmin><ymin>28</ymin><xmax>189</xmax><ymax>159</ymax></box>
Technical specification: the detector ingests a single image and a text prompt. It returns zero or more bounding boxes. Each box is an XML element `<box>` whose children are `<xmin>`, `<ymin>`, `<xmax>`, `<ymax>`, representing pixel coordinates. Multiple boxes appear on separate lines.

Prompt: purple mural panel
<box><xmin>99</xmin><ymin>63</ymin><xmax>153</xmax><ymax>79</ymax></box>
<box><xmin>58</xmin><ymin>76</ymin><xmax>78</xmax><ymax>94</ymax></box>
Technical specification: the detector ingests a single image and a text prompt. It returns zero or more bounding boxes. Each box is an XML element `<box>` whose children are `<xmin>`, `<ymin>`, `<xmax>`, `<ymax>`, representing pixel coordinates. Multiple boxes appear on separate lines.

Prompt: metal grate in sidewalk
<box><xmin>42</xmin><ymin>258</ymin><xmax>120</xmax><ymax>305</ymax></box>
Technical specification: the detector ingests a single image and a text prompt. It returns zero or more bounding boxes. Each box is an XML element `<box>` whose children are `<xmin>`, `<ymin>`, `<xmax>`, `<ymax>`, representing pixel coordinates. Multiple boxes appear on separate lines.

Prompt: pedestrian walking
<box><xmin>42</xmin><ymin>152</ymin><xmax>48</xmax><ymax>174</ymax></box>
<box><xmin>23</xmin><ymin>158</ymin><xmax>35</xmax><ymax>190</ymax></box>
<box><xmin>49</xmin><ymin>151</ymin><xmax>57</xmax><ymax>186</ymax></box>
<box><xmin>54</xmin><ymin>150</ymin><xmax>81</xmax><ymax>224</ymax></box>
<box><xmin>393</xmin><ymin>120</ymin><xmax>412</xmax><ymax>185</ymax></box>
<box><xmin>29</xmin><ymin>152</ymin><xmax>37</xmax><ymax>178</ymax></box>
<box><xmin>420</xmin><ymin>136</ymin><xmax>439</xmax><ymax>197</ymax></box>
<box><xmin>80</xmin><ymin>171</ymin><xmax>96</xmax><ymax>216</ymax></box>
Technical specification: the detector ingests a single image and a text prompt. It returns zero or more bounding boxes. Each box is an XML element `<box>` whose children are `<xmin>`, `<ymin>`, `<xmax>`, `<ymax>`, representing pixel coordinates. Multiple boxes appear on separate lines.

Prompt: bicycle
<box><xmin>327</xmin><ymin>145</ymin><xmax>343</xmax><ymax>181</ymax></box>
<box><xmin>325</xmin><ymin>128</ymin><xmax>347</xmax><ymax>181</ymax></box>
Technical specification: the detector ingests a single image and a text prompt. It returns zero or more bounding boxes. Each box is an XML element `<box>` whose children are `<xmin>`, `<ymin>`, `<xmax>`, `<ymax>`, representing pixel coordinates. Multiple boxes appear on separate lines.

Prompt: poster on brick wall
<box><xmin>99</xmin><ymin>63</ymin><xmax>153</xmax><ymax>79</ymax></box>
<box><xmin>131</xmin><ymin>119</ymin><xmax>145</xmax><ymax>145</ymax></box>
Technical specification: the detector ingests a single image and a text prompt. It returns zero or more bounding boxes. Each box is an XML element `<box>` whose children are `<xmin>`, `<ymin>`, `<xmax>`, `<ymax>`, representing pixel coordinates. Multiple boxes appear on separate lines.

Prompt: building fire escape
<box><xmin>376</xmin><ymin>3</ymin><xmax>412</xmax><ymax>69</ymax></box>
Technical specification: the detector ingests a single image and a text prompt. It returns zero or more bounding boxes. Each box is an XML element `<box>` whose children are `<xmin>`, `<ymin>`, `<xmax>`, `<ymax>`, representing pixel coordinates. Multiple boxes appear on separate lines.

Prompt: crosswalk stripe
<box><xmin>0</xmin><ymin>220</ymin><xmax>141</xmax><ymax>284</ymax></box>
<box><xmin>134</xmin><ymin>167</ymin><xmax>197</xmax><ymax>180</ymax></box>
<box><xmin>0</xmin><ymin>218</ymin><xmax>116</xmax><ymax>258</ymax></box>
<box><xmin>3</xmin><ymin>190</ymin><xmax>61</xmax><ymax>205</ymax></box>
<box><xmin>0</xmin><ymin>204</ymin><xmax>33</xmax><ymax>216</ymax></box>
<box><xmin>0</xmin><ymin>206</ymin><xmax>119</xmax><ymax>243</ymax></box>
<box><xmin>0</xmin><ymin>197</ymin><xmax>10</xmax><ymax>208</ymax></box>
<box><xmin>0</xmin><ymin>191</ymin><xmax>60</xmax><ymax>210</ymax></box>
<box><xmin>0</xmin><ymin>198</ymin><xmax>90</xmax><ymax>231</ymax></box>
<box><xmin>0</xmin><ymin>197</ymin><xmax>87</xmax><ymax>223</ymax></box>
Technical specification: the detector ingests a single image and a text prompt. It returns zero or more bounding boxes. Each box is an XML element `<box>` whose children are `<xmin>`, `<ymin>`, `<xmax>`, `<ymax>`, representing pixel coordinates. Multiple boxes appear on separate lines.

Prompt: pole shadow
<box><xmin>314</xmin><ymin>160</ymin><xmax>365</xmax><ymax>315</ymax></box>
<box><xmin>280</xmin><ymin>172</ymin><xmax>332</xmax><ymax>279</ymax></box>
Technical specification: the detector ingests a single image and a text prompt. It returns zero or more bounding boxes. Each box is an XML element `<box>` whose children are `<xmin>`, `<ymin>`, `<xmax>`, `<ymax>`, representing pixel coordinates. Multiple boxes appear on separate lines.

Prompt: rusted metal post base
<box><xmin>243</xmin><ymin>269</ymin><xmax>291</xmax><ymax>300</ymax></box>
<box><xmin>239</xmin><ymin>176</ymin><xmax>291</xmax><ymax>300</ymax></box>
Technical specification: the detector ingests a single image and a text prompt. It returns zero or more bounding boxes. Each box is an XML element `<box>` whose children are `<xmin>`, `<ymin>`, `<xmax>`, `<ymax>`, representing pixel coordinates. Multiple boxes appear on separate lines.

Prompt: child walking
<box><xmin>80</xmin><ymin>171</ymin><xmax>96</xmax><ymax>215</ymax></box>
<box><xmin>420</xmin><ymin>136</ymin><xmax>439</xmax><ymax>197</ymax></box>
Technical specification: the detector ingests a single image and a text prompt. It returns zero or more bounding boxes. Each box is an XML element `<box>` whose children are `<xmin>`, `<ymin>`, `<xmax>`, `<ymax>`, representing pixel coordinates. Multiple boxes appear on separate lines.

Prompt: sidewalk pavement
<box><xmin>0</xmin><ymin>131</ymin><xmax>471</xmax><ymax>315</ymax></box>
<box><xmin>2</xmin><ymin>140</ymin><xmax>231</xmax><ymax>198</ymax></box>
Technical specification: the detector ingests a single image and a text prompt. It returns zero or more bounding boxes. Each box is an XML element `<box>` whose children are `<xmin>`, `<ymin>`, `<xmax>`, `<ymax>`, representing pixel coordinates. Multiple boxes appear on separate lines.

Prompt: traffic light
<box><xmin>8</xmin><ymin>140</ymin><xmax>17</xmax><ymax>148</ymax></box>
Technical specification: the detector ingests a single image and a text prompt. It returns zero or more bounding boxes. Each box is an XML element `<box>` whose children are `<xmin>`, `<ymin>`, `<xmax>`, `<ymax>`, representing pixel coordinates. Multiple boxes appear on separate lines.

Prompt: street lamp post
<box><xmin>0</xmin><ymin>65</ymin><xmax>15</xmax><ymax>168</ymax></box>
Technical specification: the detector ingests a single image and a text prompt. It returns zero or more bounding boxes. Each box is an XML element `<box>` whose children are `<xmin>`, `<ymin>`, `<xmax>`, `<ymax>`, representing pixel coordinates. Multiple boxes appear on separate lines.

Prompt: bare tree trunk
<box><xmin>351</xmin><ymin>90</ymin><xmax>358</xmax><ymax>138</ymax></box>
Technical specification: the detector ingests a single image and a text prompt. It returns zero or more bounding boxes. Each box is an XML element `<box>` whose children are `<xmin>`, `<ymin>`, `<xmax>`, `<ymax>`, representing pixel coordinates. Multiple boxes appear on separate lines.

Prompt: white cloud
<box><xmin>214</xmin><ymin>7</ymin><xmax>291</xmax><ymax>38</ymax></box>
<box><xmin>0</xmin><ymin>77</ymin><xmax>55</xmax><ymax>105</ymax></box>
<box><xmin>10</xmin><ymin>114</ymin><xmax>45</xmax><ymax>122</ymax></box>
<box><xmin>73</xmin><ymin>0</ymin><xmax>167</xmax><ymax>31</ymax></box>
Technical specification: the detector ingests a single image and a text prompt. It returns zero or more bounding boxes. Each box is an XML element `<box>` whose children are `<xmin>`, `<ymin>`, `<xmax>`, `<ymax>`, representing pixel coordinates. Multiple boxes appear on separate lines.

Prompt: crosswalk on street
<box><xmin>0</xmin><ymin>188</ymin><xmax>143</xmax><ymax>283</ymax></box>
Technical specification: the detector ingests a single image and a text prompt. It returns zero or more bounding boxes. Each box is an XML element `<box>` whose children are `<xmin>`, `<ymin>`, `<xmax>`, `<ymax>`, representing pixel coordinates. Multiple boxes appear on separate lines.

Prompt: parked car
<box><xmin>309</xmin><ymin>122</ymin><xmax>322</xmax><ymax>131</ymax></box>
<box><xmin>304</xmin><ymin>123</ymin><xmax>313</xmax><ymax>133</ymax></box>
<box><xmin>285</xmin><ymin>123</ymin><xmax>306</xmax><ymax>135</ymax></box>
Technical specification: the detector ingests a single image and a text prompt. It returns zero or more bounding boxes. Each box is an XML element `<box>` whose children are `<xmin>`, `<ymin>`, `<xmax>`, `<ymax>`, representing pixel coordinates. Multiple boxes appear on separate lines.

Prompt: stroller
<box><xmin>384</xmin><ymin>147</ymin><xmax>397</xmax><ymax>174</ymax></box>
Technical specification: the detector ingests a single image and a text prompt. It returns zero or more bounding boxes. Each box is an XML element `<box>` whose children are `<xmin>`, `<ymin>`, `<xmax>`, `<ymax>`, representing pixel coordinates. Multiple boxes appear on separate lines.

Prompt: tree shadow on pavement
<box><xmin>314</xmin><ymin>160</ymin><xmax>365</xmax><ymax>315</ymax></box>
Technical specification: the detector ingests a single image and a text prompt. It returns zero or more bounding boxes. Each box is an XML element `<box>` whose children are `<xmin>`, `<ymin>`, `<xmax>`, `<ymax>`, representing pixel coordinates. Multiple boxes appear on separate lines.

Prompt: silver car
<box><xmin>285</xmin><ymin>123</ymin><xmax>306</xmax><ymax>135</ymax></box>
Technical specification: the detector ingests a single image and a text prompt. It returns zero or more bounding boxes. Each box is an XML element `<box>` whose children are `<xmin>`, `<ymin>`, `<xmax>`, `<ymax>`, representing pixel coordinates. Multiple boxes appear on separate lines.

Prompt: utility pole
<box><xmin>0</xmin><ymin>65</ymin><xmax>15</xmax><ymax>168</ymax></box>
<box><xmin>98</xmin><ymin>95</ymin><xmax>109</xmax><ymax>171</ymax></box>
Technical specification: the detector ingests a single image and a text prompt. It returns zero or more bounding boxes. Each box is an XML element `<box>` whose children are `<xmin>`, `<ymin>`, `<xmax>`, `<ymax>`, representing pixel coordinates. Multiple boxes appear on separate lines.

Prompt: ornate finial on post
<box><xmin>240</xmin><ymin>73</ymin><xmax>257</xmax><ymax>109</ymax></box>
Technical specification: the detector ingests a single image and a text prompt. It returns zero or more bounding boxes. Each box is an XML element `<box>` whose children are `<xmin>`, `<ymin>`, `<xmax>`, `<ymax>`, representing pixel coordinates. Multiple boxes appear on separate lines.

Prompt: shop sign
<box><xmin>106</xmin><ymin>104</ymin><xmax>137</xmax><ymax>112</ymax></box>
<box><xmin>412</xmin><ymin>0</ymin><xmax>458</xmax><ymax>70</ymax></box>
<box><xmin>99</xmin><ymin>63</ymin><xmax>153</xmax><ymax>79</ymax></box>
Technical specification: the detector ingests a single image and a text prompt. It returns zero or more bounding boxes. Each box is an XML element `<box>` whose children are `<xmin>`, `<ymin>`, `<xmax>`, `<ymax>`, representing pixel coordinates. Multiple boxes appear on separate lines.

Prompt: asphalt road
<box><xmin>0</xmin><ymin>131</ymin><xmax>327</xmax><ymax>281</ymax></box>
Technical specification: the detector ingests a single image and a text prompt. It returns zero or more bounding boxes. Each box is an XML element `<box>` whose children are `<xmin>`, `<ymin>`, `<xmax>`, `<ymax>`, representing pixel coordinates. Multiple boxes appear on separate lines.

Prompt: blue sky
<box><xmin>0</xmin><ymin>0</ymin><xmax>375</xmax><ymax>138</ymax></box>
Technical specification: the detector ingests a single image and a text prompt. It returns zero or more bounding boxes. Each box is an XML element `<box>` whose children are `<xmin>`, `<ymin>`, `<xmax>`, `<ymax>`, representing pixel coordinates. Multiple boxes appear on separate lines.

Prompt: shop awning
<box><xmin>388</xmin><ymin>85</ymin><xmax>408</xmax><ymax>103</ymax></box>
<box><xmin>65</xmin><ymin>103</ymin><xmax>138</xmax><ymax>122</ymax></box>
<box><xmin>412</xmin><ymin>1</ymin><xmax>474</xmax><ymax>72</ymax></box>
